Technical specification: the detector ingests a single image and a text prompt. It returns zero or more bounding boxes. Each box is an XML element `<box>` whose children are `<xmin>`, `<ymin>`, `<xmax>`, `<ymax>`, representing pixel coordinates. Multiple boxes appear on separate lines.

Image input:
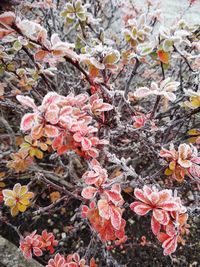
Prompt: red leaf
<box><xmin>98</xmin><ymin>199</ymin><xmax>110</xmax><ymax>220</ymax></box>
<box><xmin>157</xmin><ymin>232</ymin><xmax>169</xmax><ymax>243</ymax></box>
<box><xmin>104</xmin><ymin>190</ymin><xmax>123</xmax><ymax>205</ymax></box>
<box><xmin>130</xmin><ymin>202</ymin><xmax>152</xmax><ymax>216</ymax></box>
<box><xmin>153</xmin><ymin>209</ymin><xmax>169</xmax><ymax>225</ymax></box>
<box><xmin>20</xmin><ymin>113</ymin><xmax>35</xmax><ymax>131</ymax></box>
<box><xmin>87</xmin><ymin>148</ymin><xmax>99</xmax><ymax>158</ymax></box>
<box><xmin>73</xmin><ymin>132</ymin><xmax>82</xmax><ymax>142</ymax></box>
<box><xmin>163</xmin><ymin>236</ymin><xmax>178</xmax><ymax>255</ymax></box>
<box><xmin>151</xmin><ymin>216</ymin><xmax>161</xmax><ymax>236</ymax></box>
<box><xmin>33</xmin><ymin>247</ymin><xmax>43</xmax><ymax>257</ymax></box>
<box><xmin>81</xmin><ymin>186</ymin><xmax>97</xmax><ymax>199</ymax></box>
<box><xmin>110</xmin><ymin>206</ymin><xmax>122</xmax><ymax>230</ymax></box>
<box><xmin>57</xmin><ymin>145</ymin><xmax>70</xmax><ymax>155</ymax></box>
<box><xmin>189</xmin><ymin>164</ymin><xmax>200</xmax><ymax>177</ymax></box>
<box><xmin>159</xmin><ymin>201</ymin><xmax>179</xmax><ymax>211</ymax></box>
<box><xmin>73</xmin><ymin>253</ymin><xmax>80</xmax><ymax>262</ymax></box>
<box><xmin>45</xmin><ymin>104</ymin><xmax>59</xmax><ymax>124</ymax></box>
<box><xmin>42</xmin><ymin>92</ymin><xmax>60</xmax><ymax>107</ymax></box>
<box><xmin>16</xmin><ymin>95</ymin><xmax>37</xmax><ymax>110</ymax></box>
<box><xmin>134</xmin><ymin>188</ymin><xmax>149</xmax><ymax>204</ymax></box>
<box><xmin>68</xmin><ymin>263</ymin><xmax>78</xmax><ymax>267</ymax></box>
<box><xmin>158</xmin><ymin>190</ymin><xmax>171</xmax><ymax>203</ymax></box>
<box><xmin>52</xmin><ymin>134</ymin><xmax>63</xmax><ymax>150</ymax></box>
<box><xmin>81</xmin><ymin>137</ymin><xmax>92</xmax><ymax>150</ymax></box>
<box><xmin>148</xmin><ymin>192</ymin><xmax>159</xmax><ymax>205</ymax></box>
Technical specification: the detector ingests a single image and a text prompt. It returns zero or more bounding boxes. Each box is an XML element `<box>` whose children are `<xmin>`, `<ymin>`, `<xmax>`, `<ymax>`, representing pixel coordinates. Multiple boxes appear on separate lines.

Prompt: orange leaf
<box><xmin>0</xmin><ymin>29</ymin><xmax>14</xmax><ymax>39</ymax></box>
<box><xmin>0</xmin><ymin>12</ymin><xmax>16</xmax><ymax>26</ymax></box>
<box><xmin>34</xmin><ymin>50</ymin><xmax>49</xmax><ymax>61</ymax></box>
<box><xmin>90</xmin><ymin>258</ymin><xmax>98</xmax><ymax>267</ymax></box>
<box><xmin>89</xmin><ymin>66</ymin><xmax>99</xmax><ymax>78</ymax></box>
<box><xmin>50</xmin><ymin>191</ymin><xmax>61</xmax><ymax>203</ymax></box>
<box><xmin>123</xmin><ymin>186</ymin><xmax>133</xmax><ymax>193</ymax></box>
<box><xmin>31</xmin><ymin>124</ymin><xmax>44</xmax><ymax>140</ymax></box>
<box><xmin>157</xmin><ymin>50</ymin><xmax>170</xmax><ymax>64</ymax></box>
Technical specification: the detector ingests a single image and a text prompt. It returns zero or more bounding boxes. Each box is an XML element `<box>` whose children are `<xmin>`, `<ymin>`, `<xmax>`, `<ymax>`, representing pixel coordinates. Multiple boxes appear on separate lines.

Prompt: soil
<box><xmin>0</xmin><ymin>182</ymin><xmax>200</xmax><ymax>267</ymax></box>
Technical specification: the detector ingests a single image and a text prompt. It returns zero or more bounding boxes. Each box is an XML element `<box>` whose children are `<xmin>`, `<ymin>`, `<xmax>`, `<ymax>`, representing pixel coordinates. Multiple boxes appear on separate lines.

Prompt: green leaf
<box><xmin>60</xmin><ymin>10</ymin><xmax>69</xmax><ymax>18</ymax></box>
<box><xmin>13</xmin><ymin>40</ymin><xmax>22</xmax><ymax>51</ymax></box>
<box><xmin>75</xmin><ymin>37</ymin><xmax>83</xmax><ymax>49</ymax></box>
<box><xmin>75</xmin><ymin>0</ymin><xmax>82</xmax><ymax>12</ymax></box>
<box><xmin>150</xmin><ymin>51</ymin><xmax>157</xmax><ymax>60</ymax></box>
<box><xmin>66</xmin><ymin>17</ymin><xmax>74</xmax><ymax>24</ymax></box>
<box><xmin>65</xmin><ymin>3</ymin><xmax>74</xmax><ymax>12</ymax></box>
<box><xmin>77</xmin><ymin>12</ymin><xmax>86</xmax><ymax>21</ymax></box>
<box><xmin>163</xmin><ymin>63</ymin><xmax>170</xmax><ymax>70</ymax></box>
<box><xmin>103</xmin><ymin>51</ymin><xmax>120</xmax><ymax>65</ymax></box>
<box><xmin>7</xmin><ymin>63</ymin><xmax>15</xmax><ymax>71</ymax></box>
<box><xmin>0</xmin><ymin>66</ymin><xmax>5</xmax><ymax>76</ymax></box>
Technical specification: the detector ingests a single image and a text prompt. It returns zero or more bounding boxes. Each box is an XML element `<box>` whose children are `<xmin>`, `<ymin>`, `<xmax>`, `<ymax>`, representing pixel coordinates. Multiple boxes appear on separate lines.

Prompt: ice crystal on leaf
<box><xmin>134</xmin><ymin>78</ymin><xmax>180</xmax><ymax>102</ymax></box>
<box><xmin>17</xmin><ymin>92</ymin><xmax>112</xmax><ymax>159</ymax></box>
<box><xmin>81</xmin><ymin>201</ymin><xmax>126</xmax><ymax>243</ymax></box>
<box><xmin>20</xmin><ymin>230</ymin><xmax>58</xmax><ymax>260</ymax></box>
<box><xmin>160</xmin><ymin>143</ymin><xmax>200</xmax><ymax>183</ymax></box>
<box><xmin>3</xmin><ymin>183</ymin><xmax>34</xmax><ymax>216</ymax></box>
<box><xmin>130</xmin><ymin>186</ymin><xmax>188</xmax><ymax>255</ymax></box>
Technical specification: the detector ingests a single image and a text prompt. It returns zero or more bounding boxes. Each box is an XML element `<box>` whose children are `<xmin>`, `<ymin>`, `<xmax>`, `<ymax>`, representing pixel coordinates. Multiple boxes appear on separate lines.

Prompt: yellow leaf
<box><xmin>29</xmin><ymin>148</ymin><xmax>36</xmax><ymax>157</ymax></box>
<box><xmin>19</xmin><ymin>198</ymin><xmax>30</xmax><ymax>206</ymax></box>
<box><xmin>2</xmin><ymin>189</ymin><xmax>14</xmax><ymax>198</ymax></box>
<box><xmin>46</xmin><ymin>139</ymin><xmax>52</xmax><ymax>145</ymax></box>
<box><xmin>34</xmin><ymin>149</ymin><xmax>43</xmax><ymax>159</ymax></box>
<box><xmin>17</xmin><ymin>202</ymin><xmax>27</xmax><ymax>212</ymax></box>
<box><xmin>190</xmin><ymin>97</ymin><xmax>200</xmax><ymax>108</ymax></box>
<box><xmin>11</xmin><ymin>205</ymin><xmax>19</xmax><ymax>216</ymax></box>
<box><xmin>39</xmin><ymin>143</ymin><xmax>48</xmax><ymax>151</ymax></box>
<box><xmin>187</xmin><ymin>128</ymin><xmax>200</xmax><ymax>136</ymax></box>
<box><xmin>7</xmin><ymin>63</ymin><xmax>15</xmax><ymax>72</ymax></box>
<box><xmin>188</xmin><ymin>137</ymin><xmax>198</xmax><ymax>144</ymax></box>
<box><xmin>24</xmin><ymin>192</ymin><xmax>34</xmax><ymax>199</ymax></box>
<box><xmin>164</xmin><ymin>168</ymin><xmax>173</xmax><ymax>176</ymax></box>
<box><xmin>20</xmin><ymin>142</ymin><xmax>31</xmax><ymax>149</ymax></box>
<box><xmin>5</xmin><ymin>197</ymin><xmax>16</xmax><ymax>207</ymax></box>
<box><xmin>0</xmin><ymin>182</ymin><xmax>5</xmax><ymax>188</ymax></box>
<box><xmin>169</xmin><ymin>161</ymin><xmax>176</xmax><ymax>170</ymax></box>
<box><xmin>20</xmin><ymin>185</ymin><xmax>28</xmax><ymax>196</ymax></box>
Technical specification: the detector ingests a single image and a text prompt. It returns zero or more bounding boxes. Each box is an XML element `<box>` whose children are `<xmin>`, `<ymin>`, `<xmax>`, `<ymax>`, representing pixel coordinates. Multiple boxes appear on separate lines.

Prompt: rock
<box><xmin>128</xmin><ymin>219</ymin><xmax>134</xmax><ymax>224</ymax></box>
<box><xmin>187</xmin><ymin>191</ymin><xmax>195</xmax><ymax>201</ymax></box>
<box><xmin>0</xmin><ymin>236</ymin><xmax>42</xmax><ymax>267</ymax></box>
<box><xmin>61</xmin><ymin>232</ymin><xmax>66</xmax><ymax>239</ymax></box>
<box><xmin>53</xmin><ymin>228</ymin><xmax>59</xmax><ymax>234</ymax></box>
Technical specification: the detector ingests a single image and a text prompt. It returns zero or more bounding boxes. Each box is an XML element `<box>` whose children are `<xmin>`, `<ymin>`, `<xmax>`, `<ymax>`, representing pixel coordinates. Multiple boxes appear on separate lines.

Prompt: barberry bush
<box><xmin>0</xmin><ymin>0</ymin><xmax>200</xmax><ymax>266</ymax></box>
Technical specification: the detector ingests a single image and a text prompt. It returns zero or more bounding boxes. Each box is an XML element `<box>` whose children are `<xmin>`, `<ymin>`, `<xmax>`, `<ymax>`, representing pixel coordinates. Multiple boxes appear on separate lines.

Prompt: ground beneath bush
<box><xmin>0</xmin><ymin>181</ymin><xmax>200</xmax><ymax>267</ymax></box>
<box><xmin>0</xmin><ymin>236</ymin><xmax>42</xmax><ymax>267</ymax></box>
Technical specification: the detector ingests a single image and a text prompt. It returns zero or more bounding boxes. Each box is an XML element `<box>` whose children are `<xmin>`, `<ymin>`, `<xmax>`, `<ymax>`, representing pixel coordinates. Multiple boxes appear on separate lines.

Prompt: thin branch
<box><xmin>124</xmin><ymin>58</ymin><xmax>140</xmax><ymax>99</ymax></box>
